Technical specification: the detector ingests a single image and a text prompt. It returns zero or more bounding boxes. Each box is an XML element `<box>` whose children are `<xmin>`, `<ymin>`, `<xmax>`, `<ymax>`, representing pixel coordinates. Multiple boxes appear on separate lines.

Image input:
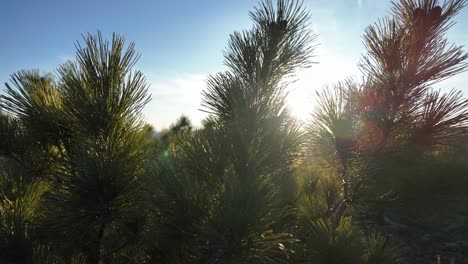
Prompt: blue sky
<box><xmin>1</xmin><ymin>0</ymin><xmax>468</xmax><ymax>129</ymax></box>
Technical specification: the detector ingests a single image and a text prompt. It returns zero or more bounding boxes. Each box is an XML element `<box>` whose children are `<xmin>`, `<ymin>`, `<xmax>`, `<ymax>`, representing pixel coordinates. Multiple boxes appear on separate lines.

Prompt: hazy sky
<box><xmin>1</xmin><ymin>0</ymin><xmax>468</xmax><ymax>129</ymax></box>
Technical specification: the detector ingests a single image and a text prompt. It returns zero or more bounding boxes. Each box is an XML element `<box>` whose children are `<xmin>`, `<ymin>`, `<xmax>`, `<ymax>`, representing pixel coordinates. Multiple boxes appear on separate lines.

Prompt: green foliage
<box><xmin>2</xmin><ymin>71</ymin><xmax>66</xmax><ymax>146</ymax></box>
<box><xmin>146</xmin><ymin>142</ymin><xmax>212</xmax><ymax>262</ymax></box>
<box><xmin>305</xmin><ymin>0</ymin><xmax>468</xmax><ymax>262</ymax></box>
<box><xmin>0</xmin><ymin>160</ymin><xmax>48</xmax><ymax>263</ymax></box>
<box><xmin>141</xmin><ymin>1</ymin><xmax>318</xmax><ymax>262</ymax></box>
<box><xmin>303</xmin><ymin>217</ymin><xmax>363</xmax><ymax>264</ymax></box>
<box><xmin>176</xmin><ymin>0</ymin><xmax>315</xmax><ymax>262</ymax></box>
<box><xmin>45</xmin><ymin>32</ymin><xmax>150</xmax><ymax>262</ymax></box>
<box><xmin>308</xmin><ymin>0</ymin><xmax>468</xmax><ymax>216</ymax></box>
<box><xmin>1</xmin><ymin>32</ymin><xmax>151</xmax><ymax>263</ymax></box>
<box><xmin>43</xmin><ymin>133</ymin><xmax>148</xmax><ymax>259</ymax></box>
<box><xmin>362</xmin><ymin>232</ymin><xmax>404</xmax><ymax>264</ymax></box>
<box><xmin>356</xmin><ymin>9</ymin><xmax>468</xmax><ymax>207</ymax></box>
<box><xmin>295</xmin><ymin>166</ymin><xmax>341</xmax><ymax>221</ymax></box>
<box><xmin>0</xmin><ymin>113</ymin><xmax>21</xmax><ymax>156</ymax></box>
<box><xmin>57</xmin><ymin>32</ymin><xmax>150</xmax><ymax>140</ymax></box>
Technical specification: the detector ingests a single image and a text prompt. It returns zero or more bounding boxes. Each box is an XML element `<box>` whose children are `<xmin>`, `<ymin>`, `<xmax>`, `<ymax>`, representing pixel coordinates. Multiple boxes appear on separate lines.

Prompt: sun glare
<box><xmin>288</xmin><ymin>57</ymin><xmax>359</xmax><ymax>123</ymax></box>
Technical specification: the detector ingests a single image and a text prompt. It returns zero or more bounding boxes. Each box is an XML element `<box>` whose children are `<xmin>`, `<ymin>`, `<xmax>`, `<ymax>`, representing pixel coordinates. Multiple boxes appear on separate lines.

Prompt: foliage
<box><xmin>308</xmin><ymin>0</ymin><xmax>468</xmax><ymax>214</ymax></box>
<box><xmin>0</xmin><ymin>160</ymin><xmax>47</xmax><ymax>263</ymax></box>
<box><xmin>1</xmin><ymin>0</ymin><xmax>467</xmax><ymax>263</ymax></box>
<box><xmin>302</xmin><ymin>217</ymin><xmax>363</xmax><ymax>264</ymax></box>
<box><xmin>362</xmin><ymin>232</ymin><xmax>404</xmax><ymax>264</ymax></box>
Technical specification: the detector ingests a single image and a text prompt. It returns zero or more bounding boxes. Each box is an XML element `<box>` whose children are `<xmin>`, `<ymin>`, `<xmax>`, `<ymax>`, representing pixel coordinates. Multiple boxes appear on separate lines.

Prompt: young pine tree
<box><xmin>308</xmin><ymin>0</ymin><xmax>468</xmax><ymax>220</ymax></box>
<box><xmin>1</xmin><ymin>32</ymin><xmax>152</xmax><ymax>263</ymax></box>
<box><xmin>149</xmin><ymin>0</ymin><xmax>317</xmax><ymax>263</ymax></box>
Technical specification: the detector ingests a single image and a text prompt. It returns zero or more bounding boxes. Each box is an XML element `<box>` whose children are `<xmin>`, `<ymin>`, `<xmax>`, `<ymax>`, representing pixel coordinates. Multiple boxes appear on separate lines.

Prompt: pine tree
<box><xmin>1</xmin><ymin>32</ymin><xmax>151</xmax><ymax>263</ymax></box>
<box><xmin>308</xmin><ymin>0</ymin><xmax>468</xmax><ymax>221</ymax></box>
<box><xmin>199</xmin><ymin>0</ymin><xmax>316</xmax><ymax>261</ymax></box>
<box><xmin>148</xmin><ymin>0</ymin><xmax>316</xmax><ymax>262</ymax></box>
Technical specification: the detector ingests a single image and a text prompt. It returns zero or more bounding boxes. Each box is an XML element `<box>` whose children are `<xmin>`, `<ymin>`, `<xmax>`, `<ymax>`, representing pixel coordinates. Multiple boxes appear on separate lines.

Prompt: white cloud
<box><xmin>143</xmin><ymin>73</ymin><xmax>209</xmax><ymax>130</ymax></box>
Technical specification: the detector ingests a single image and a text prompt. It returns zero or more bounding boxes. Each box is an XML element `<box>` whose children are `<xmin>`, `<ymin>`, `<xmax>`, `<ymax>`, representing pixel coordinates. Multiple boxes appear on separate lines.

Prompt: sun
<box><xmin>287</xmin><ymin>68</ymin><xmax>324</xmax><ymax>123</ymax></box>
<box><xmin>287</xmin><ymin>57</ymin><xmax>360</xmax><ymax>123</ymax></box>
<box><xmin>288</xmin><ymin>88</ymin><xmax>314</xmax><ymax>122</ymax></box>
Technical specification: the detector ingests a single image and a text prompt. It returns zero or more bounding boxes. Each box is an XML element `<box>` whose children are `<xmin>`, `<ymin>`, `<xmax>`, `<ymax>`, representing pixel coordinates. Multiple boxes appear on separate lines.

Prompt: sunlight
<box><xmin>288</xmin><ymin>54</ymin><xmax>360</xmax><ymax>122</ymax></box>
